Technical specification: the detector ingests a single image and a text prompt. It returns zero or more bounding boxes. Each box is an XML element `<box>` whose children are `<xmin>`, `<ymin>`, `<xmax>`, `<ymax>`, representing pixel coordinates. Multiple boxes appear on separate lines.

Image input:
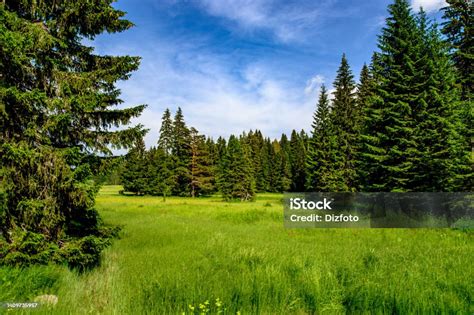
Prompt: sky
<box><xmin>90</xmin><ymin>0</ymin><xmax>447</xmax><ymax>147</ymax></box>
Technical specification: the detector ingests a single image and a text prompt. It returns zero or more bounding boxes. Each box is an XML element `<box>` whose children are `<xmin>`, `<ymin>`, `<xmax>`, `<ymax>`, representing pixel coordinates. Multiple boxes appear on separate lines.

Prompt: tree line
<box><xmin>121</xmin><ymin>107</ymin><xmax>309</xmax><ymax>200</ymax></box>
<box><xmin>121</xmin><ymin>0</ymin><xmax>472</xmax><ymax>199</ymax></box>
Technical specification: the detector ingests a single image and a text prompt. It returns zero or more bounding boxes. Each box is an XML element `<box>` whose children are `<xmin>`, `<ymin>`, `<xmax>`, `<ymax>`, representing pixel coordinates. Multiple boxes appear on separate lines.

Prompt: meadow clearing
<box><xmin>1</xmin><ymin>185</ymin><xmax>473</xmax><ymax>314</ymax></box>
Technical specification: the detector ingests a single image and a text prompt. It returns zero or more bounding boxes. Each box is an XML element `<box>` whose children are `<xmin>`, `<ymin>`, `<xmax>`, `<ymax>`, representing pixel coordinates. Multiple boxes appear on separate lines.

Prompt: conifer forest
<box><xmin>0</xmin><ymin>0</ymin><xmax>472</xmax><ymax>313</ymax></box>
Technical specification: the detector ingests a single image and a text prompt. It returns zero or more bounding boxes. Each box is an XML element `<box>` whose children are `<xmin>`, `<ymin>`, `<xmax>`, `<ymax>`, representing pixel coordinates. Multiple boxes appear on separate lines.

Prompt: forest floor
<box><xmin>1</xmin><ymin>185</ymin><xmax>473</xmax><ymax>314</ymax></box>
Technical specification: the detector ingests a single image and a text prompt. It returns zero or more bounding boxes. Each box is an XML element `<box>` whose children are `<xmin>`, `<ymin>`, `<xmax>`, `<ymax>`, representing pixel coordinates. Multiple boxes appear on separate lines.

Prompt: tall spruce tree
<box><xmin>360</xmin><ymin>0</ymin><xmax>421</xmax><ymax>191</ymax></box>
<box><xmin>442</xmin><ymin>0</ymin><xmax>473</xmax><ymax>101</ymax></box>
<box><xmin>360</xmin><ymin>0</ymin><xmax>470</xmax><ymax>191</ymax></box>
<box><xmin>218</xmin><ymin>136</ymin><xmax>255</xmax><ymax>201</ymax></box>
<box><xmin>157</xmin><ymin>108</ymin><xmax>174</xmax><ymax>155</ymax></box>
<box><xmin>357</xmin><ymin>64</ymin><xmax>374</xmax><ymax>114</ymax></box>
<box><xmin>148</xmin><ymin>146</ymin><xmax>175</xmax><ymax>199</ymax></box>
<box><xmin>216</xmin><ymin>137</ymin><xmax>229</xmax><ymax>197</ymax></box>
<box><xmin>278</xmin><ymin>134</ymin><xmax>292</xmax><ymax>191</ymax></box>
<box><xmin>355</xmin><ymin>62</ymin><xmax>375</xmax><ymax>189</ymax></box>
<box><xmin>331</xmin><ymin>54</ymin><xmax>359</xmax><ymax>191</ymax></box>
<box><xmin>306</xmin><ymin>85</ymin><xmax>339</xmax><ymax>191</ymax></box>
<box><xmin>358</xmin><ymin>53</ymin><xmax>388</xmax><ymax>191</ymax></box>
<box><xmin>441</xmin><ymin>0</ymin><xmax>473</xmax><ymax>189</ymax></box>
<box><xmin>0</xmin><ymin>1</ymin><xmax>146</xmax><ymax>267</ymax></box>
<box><xmin>121</xmin><ymin>139</ymin><xmax>149</xmax><ymax>195</ymax></box>
<box><xmin>171</xmin><ymin>107</ymin><xmax>191</xmax><ymax>195</ymax></box>
<box><xmin>189</xmin><ymin>128</ymin><xmax>215</xmax><ymax>197</ymax></box>
<box><xmin>255</xmin><ymin>130</ymin><xmax>269</xmax><ymax>192</ymax></box>
<box><xmin>289</xmin><ymin>130</ymin><xmax>306</xmax><ymax>192</ymax></box>
<box><xmin>411</xmin><ymin>11</ymin><xmax>471</xmax><ymax>191</ymax></box>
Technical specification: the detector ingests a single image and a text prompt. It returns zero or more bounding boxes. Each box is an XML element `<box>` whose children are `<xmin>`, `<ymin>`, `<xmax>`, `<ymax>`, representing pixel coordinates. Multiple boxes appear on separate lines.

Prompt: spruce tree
<box><xmin>147</xmin><ymin>146</ymin><xmax>174</xmax><ymax>199</ymax></box>
<box><xmin>360</xmin><ymin>0</ymin><xmax>421</xmax><ymax>191</ymax></box>
<box><xmin>268</xmin><ymin>140</ymin><xmax>281</xmax><ymax>192</ymax></box>
<box><xmin>215</xmin><ymin>137</ymin><xmax>227</xmax><ymax>161</ymax></box>
<box><xmin>358</xmin><ymin>53</ymin><xmax>387</xmax><ymax>191</ymax></box>
<box><xmin>306</xmin><ymin>85</ymin><xmax>339</xmax><ymax>191</ymax></box>
<box><xmin>206</xmin><ymin>137</ymin><xmax>217</xmax><ymax>167</ymax></box>
<box><xmin>289</xmin><ymin>130</ymin><xmax>307</xmax><ymax>192</ymax></box>
<box><xmin>121</xmin><ymin>138</ymin><xmax>149</xmax><ymax>195</ymax></box>
<box><xmin>189</xmin><ymin>128</ymin><xmax>215</xmax><ymax>197</ymax></box>
<box><xmin>278</xmin><ymin>134</ymin><xmax>292</xmax><ymax>191</ymax></box>
<box><xmin>357</xmin><ymin>64</ymin><xmax>374</xmax><ymax>114</ymax></box>
<box><xmin>264</xmin><ymin>138</ymin><xmax>276</xmax><ymax>191</ymax></box>
<box><xmin>216</xmin><ymin>137</ymin><xmax>230</xmax><ymax>198</ymax></box>
<box><xmin>218</xmin><ymin>136</ymin><xmax>255</xmax><ymax>201</ymax></box>
<box><xmin>411</xmin><ymin>11</ymin><xmax>471</xmax><ymax>191</ymax></box>
<box><xmin>171</xmin><ymin>107</ymin><xmax>191</xmax><ymax>195</ymax></box>
<box><xmin>331</xmin><ymin>54</ymin><xmax>359</xmax><ymax>191</ymax></box>
<box><xmin>441</xmin><ymin>0</ymin><xmax>473</xmax><ymax>189</ymax></box>
<box><xmin>157</xmin><ymin>108</ymin><xmax>174</xmax><ymax>155</ymax></box>
<box><xmin>441</xmin><ymin>0</ymin><xmax>473</xmax><ymax>101</ymax></box>
<box><xmin>355</xmin><ymin>62</ymin><xmax>375</xmax><ymax>190</ymax></box>
<box><xmin>254</xmin><ymin>130</ymin><xmax>269</xmax><ymax>192</ymax></box>
<box><xmin>246</xmin><ymin>131</ymin><xmax>262</xmax><ymax>191</ymax></box>
<box><xmin>360</xmin><ymin>0</ymin><xmax>470</xmax><ymax>192</ymax></box>
<box><xmin>0</xmin><ymin>1</ymin><xmax>146</xmax><ymax>267</ymax></box>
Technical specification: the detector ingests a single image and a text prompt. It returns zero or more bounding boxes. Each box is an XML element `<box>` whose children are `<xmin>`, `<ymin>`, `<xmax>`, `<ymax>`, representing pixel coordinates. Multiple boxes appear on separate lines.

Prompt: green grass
<box><xmin>1</xmin><ymin>185</ymin><xmax>473</xmax><ymax>314</ymax></box>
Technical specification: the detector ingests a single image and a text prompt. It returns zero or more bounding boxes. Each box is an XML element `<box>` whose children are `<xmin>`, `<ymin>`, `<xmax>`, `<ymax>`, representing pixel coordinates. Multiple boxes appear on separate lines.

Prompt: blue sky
<box><xmin>91</xmin><ymin>0</ymin><xmax>446</xmax><ymax>147</ymax></box>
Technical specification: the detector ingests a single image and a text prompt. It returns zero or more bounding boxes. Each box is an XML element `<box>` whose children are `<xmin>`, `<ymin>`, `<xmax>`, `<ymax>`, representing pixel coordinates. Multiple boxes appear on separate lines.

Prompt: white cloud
<box><xmin>90</xmin><ymin>2</ymin><xmax>350</xmax><ymax>151</ymax></box>
<box><xmin>411</xmin><ymin>0</ymin><xmax>447</xmax><ymax>13</ymax></box>
<box><xmin>107</xmin><ymin>42</ymin><xmax>317</xmax><ymax>148</ymax></box>
<box><xmin>195</xmin><ymin>0</ymin><xmax>332</xmax><ymax>42</ymax></box>
<box><xmin>304</xmin><ymin>74</ymin><xmax>325</xmax><ymax>95</ymax></box>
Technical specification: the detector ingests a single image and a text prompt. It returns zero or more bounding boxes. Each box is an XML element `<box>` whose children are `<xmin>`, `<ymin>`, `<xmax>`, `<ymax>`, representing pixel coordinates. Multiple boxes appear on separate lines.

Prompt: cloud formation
<box><xmin>113</xmin><ymin>41</ymin><xmax>317</xmax><ymax>146</ymax></box>
<box><xmin>305</xmin><ymin>74</ymin><xmax>325</xmax><ymax>95</ymax></box>
<box><xmin>195</xmin><ymin>0</ymin><xmax>333</xmax><ymax>42</ymax></box>
<box><xmin>411</xmin><ymin>0</ymin><xmax>447</xmax><ymax>12</ymax></box>
<box><xmin>91</xmin><ymin>0</ymin><xmax>391</xmax><ymax>150</ymax></box>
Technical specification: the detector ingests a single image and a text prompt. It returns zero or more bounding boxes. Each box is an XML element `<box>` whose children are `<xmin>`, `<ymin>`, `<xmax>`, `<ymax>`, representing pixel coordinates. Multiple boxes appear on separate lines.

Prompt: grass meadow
<box><xmin>1</xmin><ymin>185</ymin><xmax>473</xmax><ymax>314</ymax></box>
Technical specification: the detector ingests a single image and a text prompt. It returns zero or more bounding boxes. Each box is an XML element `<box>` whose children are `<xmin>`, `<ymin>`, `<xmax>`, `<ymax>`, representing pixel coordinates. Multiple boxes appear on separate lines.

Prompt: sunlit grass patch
<box><xmin>1</xmin><ymin>186</ymin><xmax>472</xmax><ymax>314</ymax></box>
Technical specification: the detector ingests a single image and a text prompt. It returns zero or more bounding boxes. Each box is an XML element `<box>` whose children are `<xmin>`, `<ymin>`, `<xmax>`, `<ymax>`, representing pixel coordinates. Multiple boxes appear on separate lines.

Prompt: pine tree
<box><xmin>121</xmin><ymin>139</ymin><xmax>148</xmax><ymax>195</ymax></box>
<box><xmin>268</xmin><ymin>140</ymin><xmax>281</xmax><ymax>192</ymax></box>
<box><xmin>278</xmin><ymin>134</ymin><xmax>292</xmax><ymax>191</ymax></box>
<box><xmin>157</xmin><ymin>108</ymin><xmax>174</xmax><ymax>155</ymax></box>
<box><xmin>254</xmin><ymin>130</ymin><xmax>269</xmax><ymax>192</ymax></box>
<box><xmin>360</xmin><ymin>0</ymin><xmax>470</xmax><ymax>192</ymax></box>
<box><xmin>358</xmin><ymin>53</ymin><xmax>387</xmax><ymax>191</ymax></box>
<box><xmin>147</xmin><ymin>146</ymin><xmax>175</xmax><ymax>199</ymax></box>
<box><xmin>218</xmin><ymin>136</ymin><xmax>255</xmax><ymax>201</ymax></box>
<box><xmin>441</xmin><ymin>0</ymin><xmax>473</xmax><ymax>189</ymax></box>
<box><xmin>206</xmin><ymin>137</ymin><xmax>217</xmax><ymax>167</ymax></box>
<box><xmin>245</xmin><ymin>131</ymin><xmax>261</xmax><ymax>191</ymax></box>
<box><xmin>171</xmin><ymin>107</ymin><xmax>191</xmax><ymax>195</ymax></box>
<box><xmin>355</xmin><ymin>62</ymin><xmax>376</xmax><ymax>189</ymax></box>
<box><xmin>189</xmin><ymin>128</ymin><xmax>215</xmax><ymax>197</ymax></box>
<box><xmin>306</xmin><ymin>85</ymin><xmax>339</xmax><ymax>191</ymax></box>
<box><xmin>442</xmin><ymin>0</ymin><xmax>473</xmax><ymax>101</ymax></box>
<box><xmin>357</xmin><ymin>64</ymin><xmax>375</xmax><ymax>114</ymax></box>
<box><xmin>289</xmin><ymin>130</ymin><xmax>306</xmax><ymax>192</ymax></box>
<box><xmin>264</xmin><ymin>138</ymin><xmax>277</xmax><ymax>191</ymax></box>
<box><xmin>215</xmin><ymin>137</ymin><xmax>229</xmax><ymax>197</ymax></box>
<box><xmin>331</xmin><ymin>54</ymin><xmax>359</xmax><ymax>191</ymax></box>
<box><xmin>0</xmin><ymin>1</ymin><xmax>146</xmax><ymax>267</ymax></box>
<box><xmin>410</xmin><ymin>11</ymin><xmax>471</xmax><ymax>191</ymax></box>
<box><xmin>215</xmin><ymin>136</ymin><xmax>227</xmax><ymax>161</ymax></box>
<box><xmin>360</xmin><ymin>0</ymin><xmax>421</xmax><ymax>191</ymax></box>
